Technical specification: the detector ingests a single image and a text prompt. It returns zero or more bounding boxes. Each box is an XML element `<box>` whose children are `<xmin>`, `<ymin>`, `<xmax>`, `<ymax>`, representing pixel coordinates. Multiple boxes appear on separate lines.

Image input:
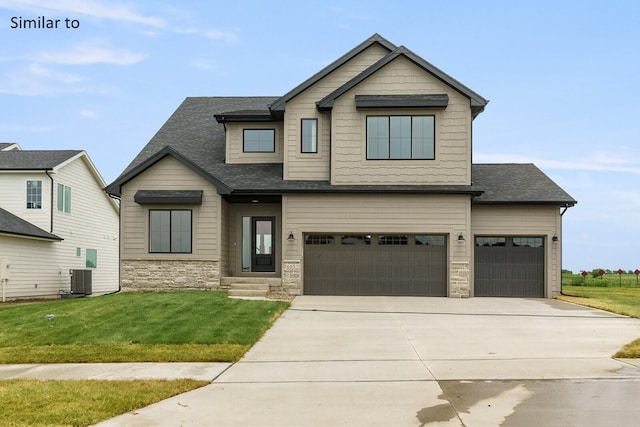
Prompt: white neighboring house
<box><xmin>0</xmin><ymin>143</ymin><xmax>119</xmax><ymax>301</ymax></box>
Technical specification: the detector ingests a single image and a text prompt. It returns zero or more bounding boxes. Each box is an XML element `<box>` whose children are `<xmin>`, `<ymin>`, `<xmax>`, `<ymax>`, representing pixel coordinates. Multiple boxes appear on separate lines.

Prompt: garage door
<box><xmin>474</xmin><ymin>236</ymin><xmax>545</xmax><ymax>297</ymax></box>
<box><xmin>304</xmin><ymin>234</ymin><xmax>447</xmax><ymax>296</ymax></box>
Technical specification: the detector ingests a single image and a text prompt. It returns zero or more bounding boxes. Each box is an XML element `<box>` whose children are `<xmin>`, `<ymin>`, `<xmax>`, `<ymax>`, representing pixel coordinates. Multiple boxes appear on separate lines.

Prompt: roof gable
<box><xmin>317</xmin><ymin>46</ymin><xmax>488</xmax><ymax>118</ymax></box>
<box><xmin>0</xmin><ymin>143</ymin><xmax>20</xmax><ymax>151</ymax></box>
<box><xmin>269</xmin><ymin>33</ymin><xmax>396</xmax><ymax>112</ymax></box>
<box><xmin>106</xmin><ymin>97</ymin><xmax>279</xmax><ymax>197</ymax></box>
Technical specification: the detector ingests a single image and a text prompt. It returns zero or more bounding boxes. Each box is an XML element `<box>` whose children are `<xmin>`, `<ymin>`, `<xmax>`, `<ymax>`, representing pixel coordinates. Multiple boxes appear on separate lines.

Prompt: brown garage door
<box><xmin>304</xmin><ymin>234</ymin><xmax>447</xmax><ymax>296</ymax></box>
<box><xmin>474</xmin><ymin>236</ymin><xmax>545</xmax><ymax>297</ymax></box>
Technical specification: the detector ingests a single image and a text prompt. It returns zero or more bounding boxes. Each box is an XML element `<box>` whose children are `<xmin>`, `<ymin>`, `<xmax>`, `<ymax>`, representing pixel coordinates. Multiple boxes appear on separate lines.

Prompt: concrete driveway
<box><xmin>98</xmin><ymin>297</ymin><xmax>640</xmax><ymax>426</ymax></box>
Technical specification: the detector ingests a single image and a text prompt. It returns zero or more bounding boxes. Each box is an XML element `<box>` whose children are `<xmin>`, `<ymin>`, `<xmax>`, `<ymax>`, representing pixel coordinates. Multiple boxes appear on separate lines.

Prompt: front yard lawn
<box><xmin>0</xmin><ymin>291</ymin><xmax>289</xmax><ymax>426</ymax></box>
<box><xmin>559</xmin><ymin>285</ymin><xmax>640</xmax><ymax>357</ymax></box>
<box><xmin>0</xmin><ymin>379</ymin><xmax>209</xmax><ymax>427</ymax></box>
<box><xmin>0</xmin><ymin>291</ymin><xmax>289</xmax><ymax>363</ymax></box>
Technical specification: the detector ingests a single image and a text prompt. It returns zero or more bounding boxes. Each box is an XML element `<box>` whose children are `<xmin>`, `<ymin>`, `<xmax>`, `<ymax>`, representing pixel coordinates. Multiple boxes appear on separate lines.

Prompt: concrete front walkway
<box><xmin>90</xmin><ymin>297</ymin><xmax>640</xmax><ymax>426</ymax></box>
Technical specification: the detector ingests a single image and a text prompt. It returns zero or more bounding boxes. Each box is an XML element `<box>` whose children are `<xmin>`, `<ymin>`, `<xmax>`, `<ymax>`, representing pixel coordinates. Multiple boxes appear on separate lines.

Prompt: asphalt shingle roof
<box><xmin>0</xmin><ymin>207</ymin><xmax>62</xmax><ymax>240</ymax></box>
<box><xmin>472</xmin><ymin>164</ymin><xmax>576</xmax><ymax>206</ymax></box>
<box><xmin>0</xmin><ymin>150</ymin><xmax>82</xmax><ymax>170</ymax></box>
<box><xmin>106</xmin><ymin>97</ymin><xmax>575</xmax><ymax>206</ymax></box>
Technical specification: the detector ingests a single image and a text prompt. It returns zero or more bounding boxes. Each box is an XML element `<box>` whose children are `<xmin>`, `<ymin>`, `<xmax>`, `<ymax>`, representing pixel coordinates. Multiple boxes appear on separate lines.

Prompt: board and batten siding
<box><xmin>120</xmin><ymin>155</ymin><xmax>220</xmax><ymax>260</ymax></box>
<box><xmin>284</xmin><ymin>44</ymin><xmax>391</xmax><ymax>181</ymax></box>
<box><xmin>225</xmin><ymin>122</ymin><xmax>284</xmax><ymax>164</ymax></box>
<box><xmin>471</xmin><ymin>205</ymin><xmax>563</xmax><ymax>297</ymax></box>
<box><xmin>330</xmin><ymin>56</ymin><xmax>472</xmax><ymax>186</ymax></box>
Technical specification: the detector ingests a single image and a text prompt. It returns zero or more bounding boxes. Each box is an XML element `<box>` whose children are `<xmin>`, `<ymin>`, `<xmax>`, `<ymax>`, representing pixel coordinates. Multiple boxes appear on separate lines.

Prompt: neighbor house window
<box><xmin>243</xmin><ymin>129</ymin><xmax>275</xmax><ymax>152</ymax></box>
<box><xmin>86</xmin><ymin>249</ymin><xmax>97</xmax><ymax>268</ymax></box>
<box><xmin>149</xmin><ymin>210</ymin><xmax>192</xmax><ymax>253</ymax></box>
<box><xmin>26</xmin><ymin>180</ymin><xmax>42</xmax><ymax>209</ymax></box>
<box><xmin>367</xmin><ymin>115</ymin><xmax>434</xmax><ymax>159</ymax></box>
<box><xmin>301</xmin><ymin>119</ymin><xmax>318</xmax><ymax>153</ymax></box>
<box><xmin>57</xmin><ymin>183</ymin><xmax>71</xmax><ymax>213</ymax></box>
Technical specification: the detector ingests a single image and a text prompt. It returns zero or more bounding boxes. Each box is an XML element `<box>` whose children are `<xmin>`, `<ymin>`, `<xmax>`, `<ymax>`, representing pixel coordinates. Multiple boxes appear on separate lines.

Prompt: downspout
<box><xmin>45</xmin><ymin>170</ymin><xmax>54</xmax><ymax>233</ymax></box>
<box><xmin>559</xmin><ymin>205</ymin><xmax>569</xmax><ymax>295</ymax></box>
<box><xmin>108</xmin><ymin>193</ymin><xmax>122</xmax><ymax>294</ymax></box>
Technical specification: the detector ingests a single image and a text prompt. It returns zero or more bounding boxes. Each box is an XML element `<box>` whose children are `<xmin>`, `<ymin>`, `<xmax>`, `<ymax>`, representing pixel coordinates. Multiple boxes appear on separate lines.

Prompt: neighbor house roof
<box><xmin>106</xmin><ymin>97</ymin><xmax>575</xmax><ymax>206</ymax></box>
<box><xmin>0</xmin><ymin>143</ymin><xmax>20</xmax><ymax>151</ymax></box>
<box><xmin>0</xmin><ymin>150</ymin><xmax>82</xmax><ymax>170</ymax></box>
<box><xmin>0</xmin><ymin>207</ymin><xmax>62</xmax><ymax>241</ymax></box>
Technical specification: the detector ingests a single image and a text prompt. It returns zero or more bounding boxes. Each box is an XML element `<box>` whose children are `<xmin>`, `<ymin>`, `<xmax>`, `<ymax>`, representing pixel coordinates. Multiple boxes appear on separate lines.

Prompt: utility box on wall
<box><xmin>70</xmin><ymin>269</ymin><xmax>92</xmax><ymax>295</ymax></box>
<box><xmin>0</xmin><ymin>258</ymin><xmax>9</xmax><ymax>281</ymax></box>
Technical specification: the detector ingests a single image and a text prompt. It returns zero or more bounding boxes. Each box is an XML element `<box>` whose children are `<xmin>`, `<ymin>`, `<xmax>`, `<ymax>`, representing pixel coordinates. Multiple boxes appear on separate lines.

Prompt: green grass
<box><xmin>0</xmin><ymin>291</ymin><xmax>289</xmax><ymax>363</ymax></box>
<box><xmin>0</xmin><ymin>379</ymin><xmax>208</xmax><ymax>427</ymax></box>
<box><xmin>0</xmin><ymin>291</ymin><xmax>289</xmax><ymax>425</ymax></box>
<box><xmin>559</xmin><ymin>284</ymin><xmax>640</xmax><ymax>357</ymax></box>
<box><xmin>562</xmin><ymin>272</ymin><xmax>640</xmax><ymax>287</ymax></box>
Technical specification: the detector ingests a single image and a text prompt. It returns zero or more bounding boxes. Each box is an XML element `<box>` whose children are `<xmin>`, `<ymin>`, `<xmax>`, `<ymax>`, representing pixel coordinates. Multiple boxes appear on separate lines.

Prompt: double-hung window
<box><xmin>26</xmin><ymin>180</ymin><xmax>42</xmax><ymax>209</ymax></box>
<box><xmin>367</xmin><ymin>115</ymin><xmax>435</xmax><ymax>160</ymax></box>
<box><xmin>243</xmin><ymin>129</ymin><xmax>275</xmax><ymax>152</ymax></box>
<box><xmin>57</xmin><ymin>184</ymin><xmax>71</xmax><ymax>213</ymax></box>
<box><xmin>149</xmin><ymin>210</ymin><xmax>192</xmax><ymax>253</ymax></box>
<box><xmin>301</xmin><ymin>119</ymin><xmax>318</xmax><ymax>153</ymax></box>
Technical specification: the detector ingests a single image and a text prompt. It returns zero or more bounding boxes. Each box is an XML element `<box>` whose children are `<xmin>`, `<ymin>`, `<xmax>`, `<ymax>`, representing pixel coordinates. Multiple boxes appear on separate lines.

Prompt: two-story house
<box><xmin>0</xmin><ymin>143</ymin><xmax>119</xmax><ymax>300</ymax></box>
<box><xmin>106</xmin><ymin>34</ymin><xmax>576</xmax><ymax>299</ymax></box>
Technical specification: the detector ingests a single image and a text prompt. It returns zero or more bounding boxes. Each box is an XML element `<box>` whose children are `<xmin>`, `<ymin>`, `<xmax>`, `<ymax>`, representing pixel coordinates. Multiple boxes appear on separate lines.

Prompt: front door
<box><xmin>251</xmin><ymin>217</ymin><xmax>275</xmax><ymax>272</ymax></box>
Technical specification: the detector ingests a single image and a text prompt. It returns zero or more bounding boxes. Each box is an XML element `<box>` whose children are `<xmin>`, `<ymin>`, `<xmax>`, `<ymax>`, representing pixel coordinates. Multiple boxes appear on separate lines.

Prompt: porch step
<box><xmin>228</xmin><ymin>283</ymin><xmax>270</xmax><ymax>300</ymax></box>
<box><xmin>221</xmin><ymin>277</ymin><xmax>282</xmax><ymax>287</ymax></box>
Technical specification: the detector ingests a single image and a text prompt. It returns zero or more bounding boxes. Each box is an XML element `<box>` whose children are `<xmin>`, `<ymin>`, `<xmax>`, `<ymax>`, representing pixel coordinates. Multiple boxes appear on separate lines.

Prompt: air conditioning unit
<box><xmin>70</xmin><ymin>270</ymin><xmax>92</xmax><ymax>295</ymax></box>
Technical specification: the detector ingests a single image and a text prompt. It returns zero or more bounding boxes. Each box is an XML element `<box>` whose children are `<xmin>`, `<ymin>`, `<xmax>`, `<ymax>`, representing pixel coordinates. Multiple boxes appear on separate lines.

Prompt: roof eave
<box><xmin>472</xmin><ymin>200</ymin><xmax>577</xmax><ymax>207</ymax></box>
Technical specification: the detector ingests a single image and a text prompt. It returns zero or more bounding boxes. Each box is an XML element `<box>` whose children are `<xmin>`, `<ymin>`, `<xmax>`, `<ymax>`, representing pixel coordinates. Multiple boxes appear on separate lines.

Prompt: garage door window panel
<box><xmin>341</xmin><ymin>235</ymin><xmax>371</xmax><ymax>245</ymax></box>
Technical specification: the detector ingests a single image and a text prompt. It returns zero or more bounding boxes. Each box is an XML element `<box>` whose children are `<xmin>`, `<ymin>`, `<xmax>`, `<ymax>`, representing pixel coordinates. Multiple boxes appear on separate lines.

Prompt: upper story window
<box><xmin>57</xmin><ymin>183</ymin><xmax>71</xmax><ymax>213</ymax></box>
<box><xmin>366</xmin><ymin>115</ymin><xmax>434</xmax><ymax>160</ymax></box>
<box><xmin>26</xmin><ymin>180</ymin><xmax>42</xmax><ymax>209</ymax></box>
<box><xmin>243</xmin><ymin>129</ymin><xmax>275</xmax><ymax>153</ymax></box>
<box><xmin>301</xmin><ymin>119</ymin><xmax>318</xmax><ymax>153</ymax></box>
<box><xmin>149</xmin><ymin>209</ymin><xmax>192</xmax><ymax>253</ymax></box>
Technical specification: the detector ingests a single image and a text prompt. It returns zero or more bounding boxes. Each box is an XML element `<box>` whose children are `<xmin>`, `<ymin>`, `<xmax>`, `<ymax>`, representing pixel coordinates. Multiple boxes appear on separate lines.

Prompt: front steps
<box><xmin>221</xmin><ymin>277</ymin><xmax>282</xmax><ymax>300</ymax></box>
<box><xmin>228</xmin><ymin>283</ymin><xmax>270</xmax><ymax>299</ymax></box>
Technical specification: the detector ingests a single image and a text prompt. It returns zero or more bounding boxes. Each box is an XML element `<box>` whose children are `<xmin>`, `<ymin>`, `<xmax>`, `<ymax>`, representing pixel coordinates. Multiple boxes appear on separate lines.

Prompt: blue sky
<box><xmin>1</xmin><ymin>0</ymin><xmax>638</xmax><ymax>272</ymax></box>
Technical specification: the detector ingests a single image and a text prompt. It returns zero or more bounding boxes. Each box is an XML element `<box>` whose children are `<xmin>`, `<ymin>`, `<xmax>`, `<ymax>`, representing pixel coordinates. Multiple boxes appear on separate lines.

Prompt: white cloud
<box><xmin>79</xmin><ymin>109</ymin><xmax>98</xmax><ymax>119</ymax></box>
<box><xmin>27</xmin><ymin>63</ymin><xmax>84</xmax><ymax>83</ymax></box>
<box><xmin>0</xmin><ymin>64</ymin><xmax>86</xmax><ymax>96</ymax></box>
<box><xmin>474</xmin><ymin>150</ymin><xmax>640</xmax><ymax>174</ymax></box>
<box><xmin>176</xmin><ymin>27</ymin><xmax>239</xmax><ymax>43</ymax></box>
<box><xmin>191</xmin><ymin>59</ymin><xmax>217</xmax><ymax>70</ymax></box>
<box><xmin>0</xmin><ymin>0</ymin><xmax>165</xmax><ymax>28</ymax></box>
<box><xmin>27</xmin><ymin>40</ymin><xmax>145</xmax><ymax>66</ymax></box>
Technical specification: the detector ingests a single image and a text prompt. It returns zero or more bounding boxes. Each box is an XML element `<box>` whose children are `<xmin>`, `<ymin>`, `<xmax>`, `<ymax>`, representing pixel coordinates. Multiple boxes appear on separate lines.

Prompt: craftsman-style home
<box><xmin>106</xmin><ymin>34</ymin><xmax>575</xmax><ymax>299</ymax></box>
